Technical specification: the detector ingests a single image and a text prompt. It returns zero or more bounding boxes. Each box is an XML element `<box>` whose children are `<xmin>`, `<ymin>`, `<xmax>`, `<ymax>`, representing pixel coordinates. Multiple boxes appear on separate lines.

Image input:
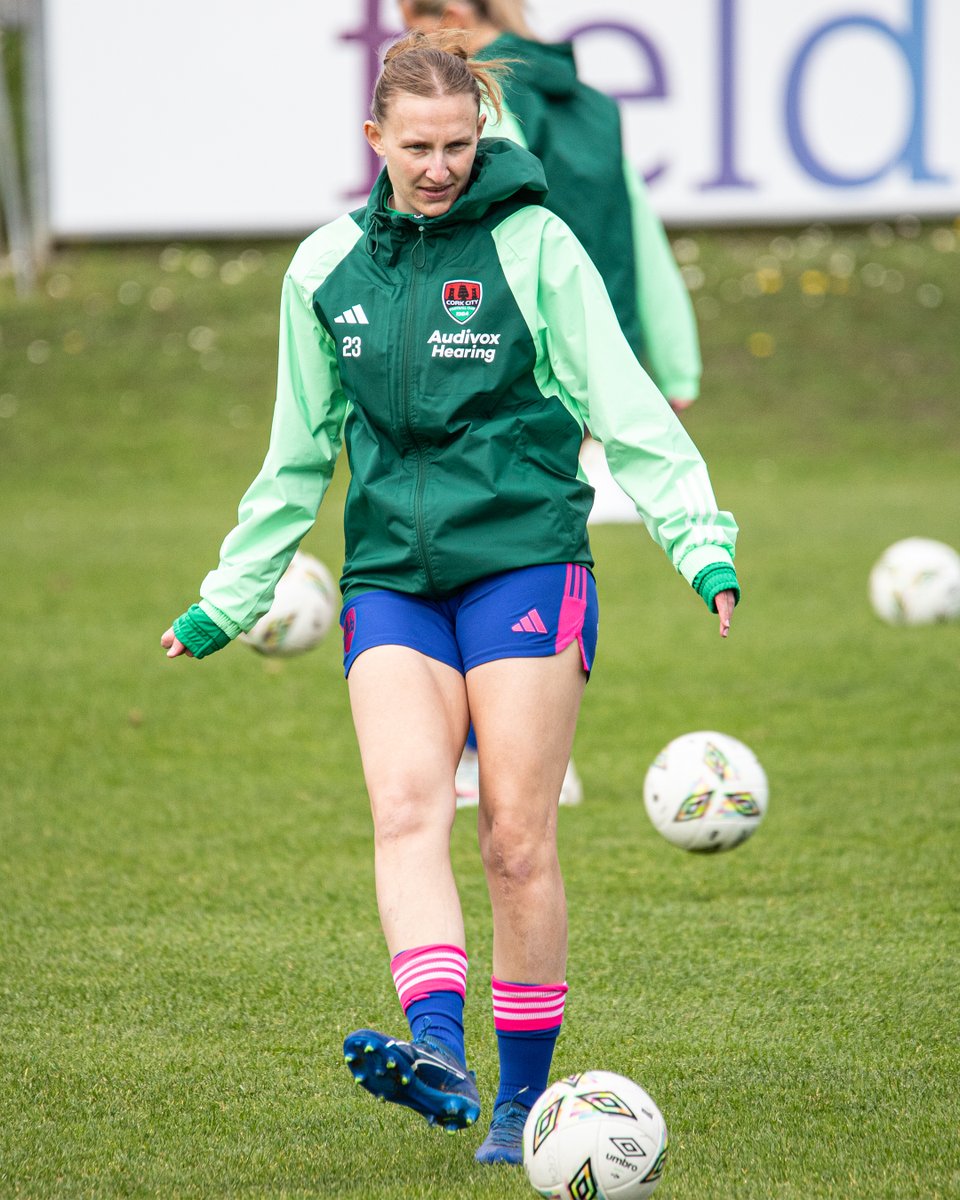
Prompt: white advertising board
<box><xmin>44</xmin><ymin>0</ymin><xmax>960</xmax><ymax>236</ymax></box>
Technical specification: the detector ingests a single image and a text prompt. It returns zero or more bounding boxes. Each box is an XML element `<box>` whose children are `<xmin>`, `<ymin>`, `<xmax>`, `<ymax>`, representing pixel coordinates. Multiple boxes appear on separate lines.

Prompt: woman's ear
<box><xmin>364</xmin><ymin>120</ymin><xmax>385</xmax><ymax>157</ymax></box>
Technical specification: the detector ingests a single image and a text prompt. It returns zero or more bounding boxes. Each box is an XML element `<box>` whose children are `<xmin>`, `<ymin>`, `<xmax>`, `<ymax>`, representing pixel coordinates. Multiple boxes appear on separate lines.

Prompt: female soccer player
<box><xmin>398</xmin><ymin>0</ymin><xmax>708</xmax><ymax>805</ymax></box>
<box><xmin>161</xmin><ymin>31</ymin><xmax>739</xmax><ymax>1166</ymax></box>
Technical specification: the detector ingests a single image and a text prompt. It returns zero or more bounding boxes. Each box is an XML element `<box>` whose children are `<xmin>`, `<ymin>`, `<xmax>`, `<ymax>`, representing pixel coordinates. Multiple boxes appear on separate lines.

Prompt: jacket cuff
<box><xmin>198</xmin><ymin>600</ymin><xmax>244</xmax><ymax>640</ymax></box>
<box><xmin>678</xmin><ymin>543</ymin><xmax>734</xmax><ymax>586</ymax></box>
<box><xmin>661</xmin><ymin>377</ymin><xmax>700</xmax><ymax>403</ymax></box>
<box><xmin>172</xmin><ymin>604</ymin><xmax>233</xmax><ymax>659</ymax></box>
<box><xmin>692</xmin><ymin>563</ymin><xmax>741</xmax><ymax>613</ymax></box>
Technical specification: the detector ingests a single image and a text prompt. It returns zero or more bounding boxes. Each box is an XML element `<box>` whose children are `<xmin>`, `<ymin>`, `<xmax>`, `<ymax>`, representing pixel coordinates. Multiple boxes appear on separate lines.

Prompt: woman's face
<box><xmin>364</xmin><ymin>91</ymin><xmax>485</xmax><ymax>218</ymax></box>
<box><xmin>396</xmin><ymin>0</ymin><xmax>439</xmax><ymax>32</ymax></box>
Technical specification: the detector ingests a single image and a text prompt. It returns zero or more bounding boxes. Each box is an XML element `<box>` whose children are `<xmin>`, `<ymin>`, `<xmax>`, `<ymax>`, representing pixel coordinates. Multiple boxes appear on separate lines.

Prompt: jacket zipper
<box><xmin>400</xmin><ymin>223</ymin><xmax>439</xmax><ymax>593</ymax></box>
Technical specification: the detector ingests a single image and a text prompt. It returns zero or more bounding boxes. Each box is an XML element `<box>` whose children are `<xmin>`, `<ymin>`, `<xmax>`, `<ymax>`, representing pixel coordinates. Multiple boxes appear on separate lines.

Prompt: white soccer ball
<box><xmin>238</xmin><ymin>551</ymin><xmax>337</xmax><ymax>656</ymax></box>
<box><xmin>643</xmin><ymin>731</ymin><xmax>768</xmax><ymax>853</ymax></box>
<box><xmin>868</xmin><ymin>537</ymin><xmax>960</xmax><ymax>626</ymax></box>
<box><xmin>523</xmin><ymin>1070</ymin><xmax>668</xmax><ymax>1200</ymax></box>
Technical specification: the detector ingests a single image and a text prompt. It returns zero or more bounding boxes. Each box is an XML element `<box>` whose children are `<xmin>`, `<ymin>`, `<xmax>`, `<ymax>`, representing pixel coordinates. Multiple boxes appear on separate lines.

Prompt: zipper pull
<box><xmin>413</xmin><ymin>225</ymin><xmax>427</xmax><ymax>270</ymax></box>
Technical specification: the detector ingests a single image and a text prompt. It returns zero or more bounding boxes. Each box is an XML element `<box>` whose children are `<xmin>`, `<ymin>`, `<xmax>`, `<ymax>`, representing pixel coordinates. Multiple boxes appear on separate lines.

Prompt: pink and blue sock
<box><xmin>491</xmin><ymin>976</ymin><xmax>568</xmax><ymax>1110</ymax></box>
<box><xmin>391</xmin><ymin>943</ymin><xmax>468</xmax><ymax>1065</ymax></box>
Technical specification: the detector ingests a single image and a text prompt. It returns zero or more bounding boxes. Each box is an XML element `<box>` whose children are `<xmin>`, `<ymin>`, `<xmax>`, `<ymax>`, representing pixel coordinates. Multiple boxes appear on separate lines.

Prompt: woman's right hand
<box><xmin>161</xmin><ymin>627</ymin><xmax>194</xmax><ymax>659</ymax></box>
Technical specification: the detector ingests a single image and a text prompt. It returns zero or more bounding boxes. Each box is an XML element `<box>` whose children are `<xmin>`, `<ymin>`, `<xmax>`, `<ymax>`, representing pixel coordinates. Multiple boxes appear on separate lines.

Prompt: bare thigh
<box><xmin>467</xmin><ymin>642</ymin><xmax>586</xmax><ymax>817</ymax></box>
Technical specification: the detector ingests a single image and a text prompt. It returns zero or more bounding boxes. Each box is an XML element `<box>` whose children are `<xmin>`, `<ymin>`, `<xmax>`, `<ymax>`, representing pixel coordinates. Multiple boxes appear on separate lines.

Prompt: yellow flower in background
<box><xmin>748</xmin><ymin>332</ymin><xmax>775</xmax><ymax>358</ymax></box>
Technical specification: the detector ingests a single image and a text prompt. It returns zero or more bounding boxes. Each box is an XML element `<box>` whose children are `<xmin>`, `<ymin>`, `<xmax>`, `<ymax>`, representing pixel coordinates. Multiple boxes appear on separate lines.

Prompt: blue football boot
<box><xmin>474</xmin><ymin>1089</ymin><xmax>533</xmax><ymax>1164</ymax></box>
<box><xmin>343</xmin><ymin>1029</ymin><xmax>481</xmax><ymax>1131</ymax></box>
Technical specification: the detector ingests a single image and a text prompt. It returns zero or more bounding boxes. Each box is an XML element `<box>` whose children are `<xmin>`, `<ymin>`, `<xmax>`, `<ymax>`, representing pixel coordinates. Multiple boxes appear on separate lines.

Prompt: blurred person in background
<box><xmin>399</xmin><ymin>0</ymin><xmax>703</xmax><ymax>805</ymax></box>
<box><xmin>162</xmin><ymin>31</ymin><xmax>738</xmax><ymax>1165</ymax></box>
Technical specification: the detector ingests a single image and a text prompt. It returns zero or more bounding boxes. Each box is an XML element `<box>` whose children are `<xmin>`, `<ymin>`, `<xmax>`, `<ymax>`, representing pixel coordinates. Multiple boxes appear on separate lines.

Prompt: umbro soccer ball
<box><xmin>643</xmin><ymin>731</ymin><xmax>768</xmax><ymax>853</ymax></box>
<box><xmin>868</xmin><ymin>537</ymin><xmax>960</xmax><ymax>626</ymax></box>
<box><xmin>523</xmin><ymin>1070</ymin><xmax>668</xmax><ymax>1200</ymax></box>
<box><xmin>238</xmin><ymin>551</ymin><xmax>337</xmax><ymax>656</ymax></box>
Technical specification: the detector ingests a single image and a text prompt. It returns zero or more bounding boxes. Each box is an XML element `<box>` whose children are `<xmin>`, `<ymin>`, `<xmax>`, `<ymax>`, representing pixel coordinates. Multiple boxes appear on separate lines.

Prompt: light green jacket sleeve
<box><xmin>494</xmin><ymin>209</ymin><xmax>736</xmax><ymax>585</ymax></box>
<box><xmin>197</xmin><ymin>262</ymin><xmax>347</xmax><ymax>634</ymax></box>
<box><xmin>623</xmin><ymin>165</ymin><xmax>702</xmax><ymax>401</ymax></box>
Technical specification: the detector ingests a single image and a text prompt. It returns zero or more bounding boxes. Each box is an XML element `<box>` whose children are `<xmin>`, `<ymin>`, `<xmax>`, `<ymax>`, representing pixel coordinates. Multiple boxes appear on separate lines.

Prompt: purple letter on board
<box><xmin>699</xmin><ymin>0</ymin><xmax>757</xmax><ymax>191</ymax></box>
<box><xmin>785</xmin><ymin>0</ymin><xmax>948</xmax><ymax>186</ymax></box>
<box><xmin>340</xmin><ymin>0</ymin><xmax>399</xmax><ymax>199</ymax></box>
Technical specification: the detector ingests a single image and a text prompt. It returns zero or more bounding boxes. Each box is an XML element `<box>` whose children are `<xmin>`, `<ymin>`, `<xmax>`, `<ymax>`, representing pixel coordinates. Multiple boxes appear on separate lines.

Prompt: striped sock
<box><xmin>391</xmin><ymin>943</ymin><xmax>468</xmax><ymax>1064</ymax></box>
<box><xmin>491</xmin><ymin>976</ymin><xmax>568</xmax><ymax>1109</ymax></box>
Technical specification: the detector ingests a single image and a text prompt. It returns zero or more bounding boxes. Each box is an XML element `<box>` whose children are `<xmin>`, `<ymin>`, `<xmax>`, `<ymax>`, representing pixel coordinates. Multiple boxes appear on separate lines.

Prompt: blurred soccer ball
<box><xmin>238</xmin><ymin>551</ymin><xmax>337</xmax><ymax>656</ymax></box>
<box><xmin>868</xmin><ymin>537</ymin><xmax>960</xmax><ymax>626</ymax></box>
<box><xmin>523</xmin><ymin>1070</ymin><xmax>668</xmax><ymax>1200</ymax></box>
<box><xmin>643</xmin><ymin>731</ymin><xmax>768</xmax><ymax>853</ymax></box>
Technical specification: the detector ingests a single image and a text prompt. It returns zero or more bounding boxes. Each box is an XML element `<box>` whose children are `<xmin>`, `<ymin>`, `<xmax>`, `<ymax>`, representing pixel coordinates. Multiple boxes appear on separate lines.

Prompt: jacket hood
<box><xmin>362</xmin><ymin>136</ymin><xmax>548</xmax><ymax>234</ymax></box>
<box><xmin>484</xmin><ymin>33</ymin><xmax>578</xmax><ymax>100</ymax></box>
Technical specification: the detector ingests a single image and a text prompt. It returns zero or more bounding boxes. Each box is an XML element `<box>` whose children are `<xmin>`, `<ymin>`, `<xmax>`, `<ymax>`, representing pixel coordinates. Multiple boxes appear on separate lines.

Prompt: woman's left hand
<box><xmin>715</xmin><ymin>590</ymin><xmax>736</xmax><ymax>638</ymax></box>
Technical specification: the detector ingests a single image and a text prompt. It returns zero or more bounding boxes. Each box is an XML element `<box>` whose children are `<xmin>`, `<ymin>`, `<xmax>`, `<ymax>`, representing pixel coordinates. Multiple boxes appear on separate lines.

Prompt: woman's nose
<box><xmin>425</xmin><ymin>155</ymin><xmax>450</xmax><ymax>181</ymax></box>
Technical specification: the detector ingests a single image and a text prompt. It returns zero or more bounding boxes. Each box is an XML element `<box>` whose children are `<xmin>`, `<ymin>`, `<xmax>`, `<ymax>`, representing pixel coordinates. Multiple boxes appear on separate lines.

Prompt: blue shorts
<box><xmin>340</xmin><ymin>563</ymin><xmax>599</xmax><ymax>679</ymax></box>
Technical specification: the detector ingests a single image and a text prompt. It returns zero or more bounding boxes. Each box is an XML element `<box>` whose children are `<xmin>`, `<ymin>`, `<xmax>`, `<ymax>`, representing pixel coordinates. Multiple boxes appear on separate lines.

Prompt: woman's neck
<box><xmin>463</xmin><ymin>21</ymin><xmax>502</xmax><ymax>53</ymax></box>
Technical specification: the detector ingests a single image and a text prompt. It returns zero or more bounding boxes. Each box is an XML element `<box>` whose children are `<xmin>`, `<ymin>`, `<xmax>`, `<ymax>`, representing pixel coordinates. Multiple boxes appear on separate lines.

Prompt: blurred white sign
<box><xmin>45</xmin><ymin>0</ymin><xmax>960</xmax><ymax>235</ymax></box>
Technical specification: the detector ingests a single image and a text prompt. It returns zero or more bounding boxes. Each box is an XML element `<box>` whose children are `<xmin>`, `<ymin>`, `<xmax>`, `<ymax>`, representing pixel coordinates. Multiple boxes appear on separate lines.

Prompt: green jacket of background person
<box><xmin>476</xmin><ymin>32</ymin><xmax>702</xmax><ymax>405</ymax></box>
<box><xmin>174</xmin><ymin>139</ymin><xmax>736</xmax><ymax>656</ymax></box>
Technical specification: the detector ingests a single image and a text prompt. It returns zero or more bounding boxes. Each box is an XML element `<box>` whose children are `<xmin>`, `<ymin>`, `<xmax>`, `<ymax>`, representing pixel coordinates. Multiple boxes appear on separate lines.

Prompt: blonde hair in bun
<box><xmin>372</xmin><ymin>29</ymin><xmax>510</xmax><ymax>124</ymax></box>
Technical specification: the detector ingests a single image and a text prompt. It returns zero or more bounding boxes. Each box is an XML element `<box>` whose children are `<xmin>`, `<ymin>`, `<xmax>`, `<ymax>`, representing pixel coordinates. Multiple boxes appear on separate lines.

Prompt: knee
<box><xmin>371</xmin><ymin>781</ymin><xmax>449</xmax><ymax>846</ymax></box>
<box><xmin>481</xmin><ymin>818</ymin><xmax>556</xmax><ymax>889</ymax></box>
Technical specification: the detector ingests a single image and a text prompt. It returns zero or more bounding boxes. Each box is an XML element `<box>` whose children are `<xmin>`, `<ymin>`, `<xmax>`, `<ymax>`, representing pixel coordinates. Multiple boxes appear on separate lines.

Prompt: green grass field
<box><xmin>1</xmin><ymin>220</ymin><xmax>958</xmax><ymax>1198</ymax></box>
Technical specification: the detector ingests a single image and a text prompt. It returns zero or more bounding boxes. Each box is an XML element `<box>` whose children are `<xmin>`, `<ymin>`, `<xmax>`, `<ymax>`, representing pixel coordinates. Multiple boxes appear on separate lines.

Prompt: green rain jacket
<box><xmin>185</xmin><ymin>140</ymin><xmax>736</xmax><ymax>650</ymax></box>
<box><xmin>478</xmin><ymin>33</ymin><xmax>702</xmax><ymax>400</ymax></box>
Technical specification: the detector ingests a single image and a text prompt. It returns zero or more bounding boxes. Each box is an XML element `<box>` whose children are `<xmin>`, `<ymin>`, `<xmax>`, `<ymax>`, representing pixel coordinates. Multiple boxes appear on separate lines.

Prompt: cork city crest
<box><xmin>442</xmin><ymin>279</ymin><xmax>482</xmax><ymax>324</ymax></box>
